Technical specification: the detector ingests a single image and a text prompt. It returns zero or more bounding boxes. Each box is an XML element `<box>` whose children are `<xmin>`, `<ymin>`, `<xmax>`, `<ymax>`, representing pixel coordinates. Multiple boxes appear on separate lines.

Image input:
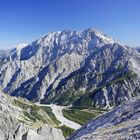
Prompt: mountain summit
<box><xmin>0</xmin><ymin>28</ymin><xmax>140</xmax><ymax>109</ymax></box>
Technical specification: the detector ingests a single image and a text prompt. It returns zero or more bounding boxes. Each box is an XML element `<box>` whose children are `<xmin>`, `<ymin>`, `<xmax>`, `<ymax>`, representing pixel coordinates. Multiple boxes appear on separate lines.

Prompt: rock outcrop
<box><xmin>68</xmin><ymin>97</ymin><xmax>140</xmax><ymax>140</ymax></box>
<box><xmin>0</xmin><ymin>92</ymin><xmax>65</xmax><ymax>140</ymax></box>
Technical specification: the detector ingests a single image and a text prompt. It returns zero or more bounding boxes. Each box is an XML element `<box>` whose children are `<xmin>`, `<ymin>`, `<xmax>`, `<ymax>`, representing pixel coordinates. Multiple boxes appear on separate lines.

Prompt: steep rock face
<box><xmin>0</xmin><ymin>92</ymin><xmax>65</xmax><ymax>140</ymax></box>
<box><xmin>0</xmin><ymin>28</ymin><xmax>140</xmax><ymax>109</ymax></box>
<box><xmin>0</xmin><ymin>50</ymin><xmax>8</xmax><ymax>67</ymax></box>
<box><xmin>43</xmin><ymin>43</ymin><xmax>140</xmax><ymax>109</ymax></box>
<box><xmin>68</xmin><ymin>97</ymin><xmax>140</xmax><ymax>140</ymax></box>
<box><xmin>0</xmin><ymin>28</ymin><xmax>115</xmax><ymax>101</ymax></box>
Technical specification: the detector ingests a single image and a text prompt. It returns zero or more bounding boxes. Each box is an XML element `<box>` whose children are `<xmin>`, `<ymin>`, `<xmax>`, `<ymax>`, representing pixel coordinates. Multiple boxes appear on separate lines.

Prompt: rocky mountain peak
<box><xmin>0</xmin><ymin>28</ymin><xmax>140</xmax><ymax>110</ymax></box>
<box><xmin>33</xmin><ymin>28</ymin><xmax>116</xmax><ymax>50</ymax></box>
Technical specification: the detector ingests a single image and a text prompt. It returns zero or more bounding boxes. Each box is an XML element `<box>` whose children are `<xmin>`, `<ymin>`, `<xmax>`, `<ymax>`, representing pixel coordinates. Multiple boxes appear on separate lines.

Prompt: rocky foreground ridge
<box><xmin>0</xmin><ymin>92</ymin><xmax>65</xmax><ymax>140</ymax></box>
<box><xmin>69</xmin><ymin>97</ymin><xmax>140</xmax><ymax>140</ymax></box>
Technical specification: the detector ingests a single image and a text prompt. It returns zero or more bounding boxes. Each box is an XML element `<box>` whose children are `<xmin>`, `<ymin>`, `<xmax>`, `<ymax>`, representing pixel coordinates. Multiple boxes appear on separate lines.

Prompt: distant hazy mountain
<box><xmin>135</xmin><ymin>47</ymin><xmax>140</xmax><ymax>52</ymax></box>
<box><xmin>69</xmin><ymin>97</ymin><xmax>140</xmax><ymax>140</ymax></box>
<box><xmin>0</xmin><ymin>50</ymin><xmax>7</xmax><ymax>58</ymax></box>
<box><xmin>0</xmin><ymin>28</ymin><xmax>140</xmax><ymax>109</ymax></box>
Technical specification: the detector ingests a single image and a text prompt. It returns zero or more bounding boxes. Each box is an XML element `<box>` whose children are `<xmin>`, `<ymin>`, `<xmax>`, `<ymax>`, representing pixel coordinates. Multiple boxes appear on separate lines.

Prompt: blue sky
<box><xmin>0</xmin><ymin>0</ymin><xmax>140</xmax><ymax>49</ymax></box>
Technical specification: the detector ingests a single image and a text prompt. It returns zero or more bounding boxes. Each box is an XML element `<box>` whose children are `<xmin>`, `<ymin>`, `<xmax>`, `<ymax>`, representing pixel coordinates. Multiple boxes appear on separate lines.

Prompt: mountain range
<box><xmin>0</xmin><ymin>28</ymin><xmax>140</xmax><ymax>110</ymax></box>
<box><xmin>1</xmin><ymin>28</ymin><xmax>140</xmax><ymax>140</ymax></box>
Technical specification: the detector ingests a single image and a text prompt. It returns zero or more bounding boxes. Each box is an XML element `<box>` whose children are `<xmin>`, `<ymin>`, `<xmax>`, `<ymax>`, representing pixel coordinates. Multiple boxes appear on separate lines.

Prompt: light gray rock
<box><xmin>21</xmin><ymin>124</ymin><xmax>65</xmax><ymax>140</ymax></box>
<box><xmin>0</xmin><ymin>92</ymin><xmax>65</xmax><ymax>140</ymax></box>
<box><xmin>68</xmin><ymin>97</ymin><xmax>140</xmax><ymax>140</ymax></box>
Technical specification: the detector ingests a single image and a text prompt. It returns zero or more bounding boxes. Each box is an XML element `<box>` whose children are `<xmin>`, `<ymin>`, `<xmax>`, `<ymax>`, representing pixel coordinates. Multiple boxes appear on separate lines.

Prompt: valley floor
<box><xmin>37</xmin><ymin>104</ymin><xmax>81</xmax><ymax>130</ymax></box>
